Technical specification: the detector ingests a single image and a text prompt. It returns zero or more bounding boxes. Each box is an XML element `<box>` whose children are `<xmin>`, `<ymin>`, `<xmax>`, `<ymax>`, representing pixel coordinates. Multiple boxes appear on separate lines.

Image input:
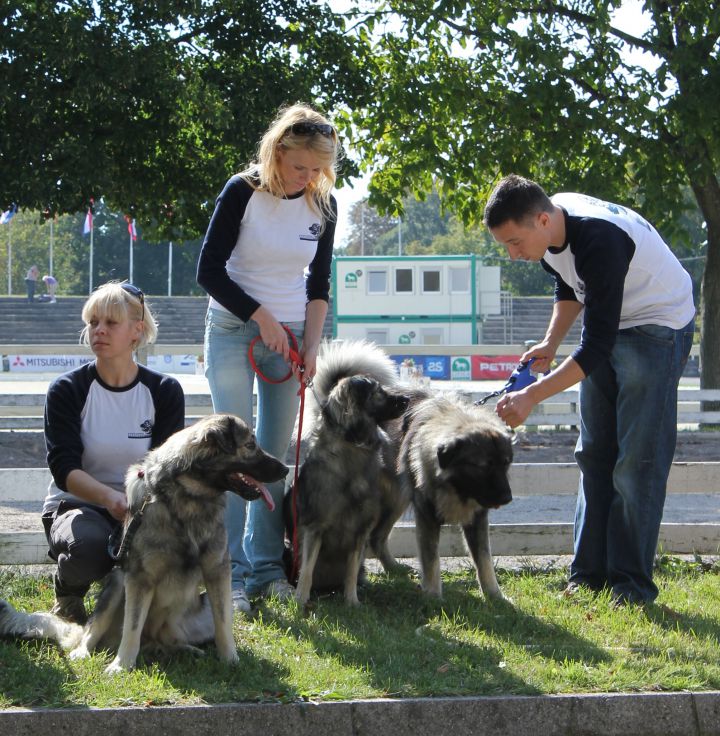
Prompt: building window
<box><xmin>422</xmin><ymin>269</ymin><xmax>441</xmax><ymax>293</ymax></box>
<box><xmin>367</xmin><ymin>329</ymin><xmax>389</xmax><ymax>344</ymax></box>
<box><xmin>367</xmin><ymin>269</ymin><xmax>388</xmax><ymax>294</ymax></box>
<box><xmin>395</xmin><ymin>268</ymin><xmax>413</xmax><ymax>293</ymax></box>
<box><xmin>450</xmin><ymin>266</ymin><xmax>470</xmax><ymax>293</ymax></box>
<box><xmin>421</xmin><ymin>328</ymin><xmax>443</xmax><ymax>345</ymax></box>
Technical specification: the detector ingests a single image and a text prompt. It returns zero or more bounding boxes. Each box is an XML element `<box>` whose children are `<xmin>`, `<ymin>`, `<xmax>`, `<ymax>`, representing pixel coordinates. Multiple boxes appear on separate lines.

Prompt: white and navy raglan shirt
<box><xmin>43</xmin><ymin>362</ymin><xmax>185</xmax><ymax>514</ymax></box>
<box><xmin>196</xmin><ymin>175</ymin><xmax>336</xmax><ymax>322</ymax></box>
<box><xmin>542</xmin><ymin>193</ymin><xmax>695</xmax><ymax>376</ymax></box>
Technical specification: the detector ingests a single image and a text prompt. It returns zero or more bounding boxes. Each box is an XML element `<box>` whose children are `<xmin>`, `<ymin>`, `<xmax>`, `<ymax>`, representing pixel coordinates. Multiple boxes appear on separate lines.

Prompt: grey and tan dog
<box><xmin>0</xmin><ymin>414</ymin><xmax>287</xmax><ymax>672</ymax></box>
<box><xmin>399</xmin><ymin>394</ymin><xmax>513</xmax><ymax>600</ymax></box>
<box><xmin>291</xmin><ymin>340</ymin><xmax>412</xmax><ymax>606</ymax></box>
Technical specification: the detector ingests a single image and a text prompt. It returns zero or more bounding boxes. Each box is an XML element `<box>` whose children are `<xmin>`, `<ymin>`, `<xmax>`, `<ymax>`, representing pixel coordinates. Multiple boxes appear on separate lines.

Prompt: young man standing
<box><xmin>484</xmin><ymin>174</ymin><xmax>695</xmax><ymax>606</ymax></box>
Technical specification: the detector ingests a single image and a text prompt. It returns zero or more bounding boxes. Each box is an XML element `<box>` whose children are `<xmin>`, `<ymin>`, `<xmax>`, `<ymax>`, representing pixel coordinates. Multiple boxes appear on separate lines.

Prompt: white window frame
<box><xmin>420</xmin><ymin>267</ymin><xmax>442</xmax><ymax>294</ymax></box>
<box><xmin>420</xmin><ymin>328</ymin><xmax>444</xmax><ymax>345</ymax></box>
<box><xmin>394</xmin><ymin>266</ymin><xmax>414</xmax><ymax>294</ymax></box>
<box><xmin>449</xmin><ymin>266</ymin><xmax>471</xmax><ymax>294</ymax></box>
<box><xmin>367</xmin><ymin>269</ymin><xmax>388</xmax><ymax>294</ymax></box>
<box><xmin>366</xmin><ymin>329</ymin><xmax>389</xmax><ymax>345</ymax></box>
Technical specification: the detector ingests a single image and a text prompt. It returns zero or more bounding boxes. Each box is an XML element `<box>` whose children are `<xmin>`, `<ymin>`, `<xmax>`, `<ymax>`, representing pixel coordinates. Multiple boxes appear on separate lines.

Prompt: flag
<box><xmin>125</xmin><ymin>215</ymin><xmax>137</xmax><ymax>241</ymax></box>
<box><xmin>83</xmin><ymin>199</ymin><xmax>95</xmax><ymax>235</ymax></box>
<box><xmin>0</xmin><ymin>203</ymin><xmax>17</xmax><ymax>224</ymax></box>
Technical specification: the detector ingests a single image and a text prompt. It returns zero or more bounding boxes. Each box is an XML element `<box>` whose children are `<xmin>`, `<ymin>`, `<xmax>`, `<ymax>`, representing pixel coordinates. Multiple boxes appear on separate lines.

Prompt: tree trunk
<box><xmin>689</xmin><ymin>170</ymin><xmax>720</xmax><ymax>415</ymax></box>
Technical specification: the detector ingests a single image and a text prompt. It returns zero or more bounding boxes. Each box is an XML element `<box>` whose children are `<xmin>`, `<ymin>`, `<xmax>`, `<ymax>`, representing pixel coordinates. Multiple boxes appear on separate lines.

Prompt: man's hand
<box><xmin>496</xmin><ymin>387</ymin><xmax>537</xmax><ymax>429</ymax></box>
<box><xmin>520</xmin><ymin>340</ymin><xmax>557</xmax><ymax>374</ymax></box>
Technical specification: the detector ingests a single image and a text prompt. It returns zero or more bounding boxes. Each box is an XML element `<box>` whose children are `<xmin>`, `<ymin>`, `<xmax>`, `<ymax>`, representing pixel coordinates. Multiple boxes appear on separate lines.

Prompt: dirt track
<box><xmin>1</xmin><ymin>428</ymin><xmax>718</xmax><ymax>468</ymax></box>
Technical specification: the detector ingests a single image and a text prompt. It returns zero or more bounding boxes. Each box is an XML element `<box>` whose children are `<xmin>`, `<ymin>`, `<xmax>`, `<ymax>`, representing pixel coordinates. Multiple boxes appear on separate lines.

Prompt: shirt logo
<box><xmin>299</xmin><ymin>223</ymin><xmax>321</xmax><ymax>241</ymax></box>
<box><xmin>128</xmin><ymin>419</ymin><xmax>153</xmax><ymax>439</ymax></box>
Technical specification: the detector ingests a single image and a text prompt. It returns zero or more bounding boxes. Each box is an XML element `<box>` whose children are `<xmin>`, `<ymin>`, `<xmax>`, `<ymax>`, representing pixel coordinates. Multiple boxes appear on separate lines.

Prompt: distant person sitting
<box><xmin>25</xmin><ymin>265</ymin><xmax>39</xmax><ymax>302</ymax></box>
<box><xmin>41</xmin><ymin>274</ymin><xmax>58</xmax><ymax>303</ymax></box>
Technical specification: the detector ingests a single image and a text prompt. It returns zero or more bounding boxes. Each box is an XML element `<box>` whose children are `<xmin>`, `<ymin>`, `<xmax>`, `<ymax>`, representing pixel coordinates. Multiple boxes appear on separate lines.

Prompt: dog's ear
<box><xmin>194</xmin><ymin>415</ymin><xmax>237</xmax><ymax>456</ymax></box>
<box><xmin>437</xmin><ymin>438</ymin><xmax>460</xmax><ymax>469</ymax></box>
<box><xmin>348</xmin><ymin>375</ymin><xmax>376</xmax><ymax>402</ymax></box>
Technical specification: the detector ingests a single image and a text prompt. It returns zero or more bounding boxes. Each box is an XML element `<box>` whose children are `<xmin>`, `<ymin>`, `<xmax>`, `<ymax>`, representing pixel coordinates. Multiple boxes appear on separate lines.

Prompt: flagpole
<box><xmin>6</xmin><ymin>219</ymin><xmax>11</xmax><ymax>295</ymax></box>
<box><xmin>49</xmin><ymin>217</ymin><xmax>54</xmax><ymax>276</ymax></box>
<box><xmin>89</xmin><ymin>222</ymin><xmax>94</xmax><ymax>294</ymax></box>
<box><xmin>168</xmin><ymin>241</ymin><xmax>173</xmax><ymax>296</ymax></box>
<box><xmin>129</xmin><ymin>226</ymin><xmax>134</xmax><ymax>284</ymax></box>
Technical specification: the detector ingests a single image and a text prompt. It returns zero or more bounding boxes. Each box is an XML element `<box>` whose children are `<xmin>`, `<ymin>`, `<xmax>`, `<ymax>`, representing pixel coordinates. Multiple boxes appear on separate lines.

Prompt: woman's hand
<box><xmin>296</xmin><ymin>343</ymin><xmax>319</xmax><ymax>384</ymax></box>
<box><xmin>251</xmin><ymin>306</ymin><xmax>290</xmax><ymax>361</ymax></box>
<box><xmin>105</xmin><ymin>489</ymin><xmax>128</xmax><ymax>521</ymax></box>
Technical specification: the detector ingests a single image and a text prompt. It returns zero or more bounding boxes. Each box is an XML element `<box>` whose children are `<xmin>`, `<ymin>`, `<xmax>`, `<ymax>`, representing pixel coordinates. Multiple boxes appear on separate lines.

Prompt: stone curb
<box><xmin>2</xmin><ymin>692</ymin><xmax>719</xmax><ymax>736</ymax></box>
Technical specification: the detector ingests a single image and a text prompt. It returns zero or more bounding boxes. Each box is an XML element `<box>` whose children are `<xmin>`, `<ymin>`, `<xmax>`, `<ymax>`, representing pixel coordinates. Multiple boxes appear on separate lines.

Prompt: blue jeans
<box><xmin>571</xmin><ymin>320</ymin><xmax>694</xmax><ymax>603</ymax></box>
<box><xmin>204</xmin><ymin>308</ymin><xmax>302</xmax><ymax>595</ymax></box>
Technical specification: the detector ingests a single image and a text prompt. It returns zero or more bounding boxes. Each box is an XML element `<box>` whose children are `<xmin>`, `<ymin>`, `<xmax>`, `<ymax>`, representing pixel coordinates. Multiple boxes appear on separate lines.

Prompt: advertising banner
<box><xmin>7</xmin><ymin>355</ymin><xmax>94</xmax><ymax>373</ymax></box>
<box><xmin>390</xmin><ymin>355</ymin><xmax>450</xmax><ymax>381</ymax></box>
<box><xmin>471</xmin><ymin>355</ymin><xmax>521</xmax><ymax>380</ymax></box>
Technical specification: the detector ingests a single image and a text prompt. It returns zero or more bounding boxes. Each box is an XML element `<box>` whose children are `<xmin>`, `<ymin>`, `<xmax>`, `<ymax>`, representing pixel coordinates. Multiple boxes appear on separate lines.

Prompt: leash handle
<box><xmin>248</xmin><ymin>325</ymin><xmax>303</xmax><ymax>384</ymax></box>
<box><xmin>475</xmin><ymin>358</ymin><xmax>537</xmax><ymax>406</ymax></box>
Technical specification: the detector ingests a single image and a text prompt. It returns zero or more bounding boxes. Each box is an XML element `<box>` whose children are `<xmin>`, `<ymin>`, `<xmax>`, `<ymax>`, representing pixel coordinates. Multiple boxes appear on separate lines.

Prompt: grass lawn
<box><xmin>1</xmin><ymin>556</ymin><xmax>719</xmax><ymax>709</ymax></box>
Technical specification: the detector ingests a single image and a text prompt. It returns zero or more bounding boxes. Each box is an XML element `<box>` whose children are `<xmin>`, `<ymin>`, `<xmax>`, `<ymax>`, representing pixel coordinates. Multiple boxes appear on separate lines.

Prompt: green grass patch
<box><xmin>1</xmin><ymin>558</ymin><xmax>720</xmax><ymax>708</ymax></box>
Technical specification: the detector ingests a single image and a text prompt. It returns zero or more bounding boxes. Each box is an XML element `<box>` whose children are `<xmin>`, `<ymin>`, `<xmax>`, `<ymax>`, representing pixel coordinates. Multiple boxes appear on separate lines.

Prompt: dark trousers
<box><xmin>42</xmin><ymin>502</ymin><xmax>119</xmax><ymax>598</ymax></box>
<box><xmin>25</xmin><ymin>278</ymin><xmax>36</xmax><ymax>302</ymax></box>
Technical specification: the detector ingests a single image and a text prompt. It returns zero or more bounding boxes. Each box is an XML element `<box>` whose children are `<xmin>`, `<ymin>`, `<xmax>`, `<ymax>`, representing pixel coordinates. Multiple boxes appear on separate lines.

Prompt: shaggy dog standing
<box><xmin>399</xmin><ymin>395</ymin><xmax>513</xmax><ymax>600</ymax></box>
<box><xmin>292</xmin><ymin>340</ymin><xmax>411</xmax><ymax>605</ymax></box>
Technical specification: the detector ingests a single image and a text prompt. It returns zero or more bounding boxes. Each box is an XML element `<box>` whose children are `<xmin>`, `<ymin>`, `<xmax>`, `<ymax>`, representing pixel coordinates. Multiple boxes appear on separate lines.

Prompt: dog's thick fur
<box><xmin>0</xmin><ymin>414</ymin><xmax>288</xmax><ymax>672</ymax></box>
<box><xmin>399</xmin><ymin>394</ymin><xmax>513</xmax><ymax>600</ymax></box>
<box><xmin>291</xmin><ymin>340</ymin><xmax>411</xmax><ymax>605</ymax></box>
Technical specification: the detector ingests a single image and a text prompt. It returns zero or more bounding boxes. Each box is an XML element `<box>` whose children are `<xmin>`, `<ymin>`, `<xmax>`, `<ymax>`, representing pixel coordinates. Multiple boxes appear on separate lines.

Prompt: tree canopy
<box><xmin>0</xmin><ymin>0</ymin><xmax>364</xmax><ymax>238</ymax></box>
<box><xmin>340</xmin><ymin>0</ymin><xmax>719</xmax><ymax>390</ymax></box>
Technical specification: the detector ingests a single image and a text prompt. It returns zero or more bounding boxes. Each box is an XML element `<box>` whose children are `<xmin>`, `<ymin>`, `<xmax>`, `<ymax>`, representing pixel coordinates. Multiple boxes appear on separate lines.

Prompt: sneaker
<box><xmin>260</xmin><ymin>578</ymin><xmax>295</xmax><ymax>601</ymax></box>
<box><xmin>231</xmin><ymin>587</ymin><xmax>252</xmax><ymax>614</ymax></box>
<box><xmin>51</xmin><ymin>596</ymin><xmax>88</xmax><ymax>625</ymax></box>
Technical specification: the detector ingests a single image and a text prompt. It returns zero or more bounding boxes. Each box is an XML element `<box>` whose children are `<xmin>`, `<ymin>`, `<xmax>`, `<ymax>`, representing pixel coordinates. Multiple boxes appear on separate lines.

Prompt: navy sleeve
<box><xmin>44</xmin><ymin>366</ymin><xmax>93</xmax><ymax>491</ymax></box>
<box><xmin>196</xmin><ymin>176</ymin><xmax>261</xmax><ymax>322</ymax></box>
<box><xmin>569</xmin><ymin>221</ymin><xmax>634</xmax><ymax>375</ymax></box>
<box><xmin>149</xmin><ymin>374</ymin><xmax>186</xmax><ymax>448</ymax></box>
<box><xmin>541</xmin><ymin>260</ymin><xmax>577</xmax><ymax>302</ymax></box>
<box><xmin>306</xmin><ymin>195</ymin><xmax>336</xmax><ymax>303</ymax></box>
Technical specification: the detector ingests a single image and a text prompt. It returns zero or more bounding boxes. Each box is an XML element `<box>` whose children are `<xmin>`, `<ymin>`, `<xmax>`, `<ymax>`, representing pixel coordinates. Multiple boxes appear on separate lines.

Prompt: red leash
<box><xmin>248</xmin><ymin>326</ymin><xmax>304</xmax><ymax>584</ymax></box>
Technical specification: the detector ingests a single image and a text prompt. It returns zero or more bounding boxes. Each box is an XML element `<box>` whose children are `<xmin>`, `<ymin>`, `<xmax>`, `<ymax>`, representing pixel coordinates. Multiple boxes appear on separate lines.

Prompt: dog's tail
<box><xmin>312</xmin><ymin>339</ymin><xmax>398</xmax><ymax>402</ymax></box>
<box><xmin>0</xmin><ymin>598</ymin><xmax>84</xmax><ymax>650</ymax></box>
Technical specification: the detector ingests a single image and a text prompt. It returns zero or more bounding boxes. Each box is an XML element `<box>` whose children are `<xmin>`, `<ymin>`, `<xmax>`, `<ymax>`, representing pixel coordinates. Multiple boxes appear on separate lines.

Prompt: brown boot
<box><xmin>51</xmin><ymin>596</ymin><xmax>88</xmax><ymax>625</ymax></box>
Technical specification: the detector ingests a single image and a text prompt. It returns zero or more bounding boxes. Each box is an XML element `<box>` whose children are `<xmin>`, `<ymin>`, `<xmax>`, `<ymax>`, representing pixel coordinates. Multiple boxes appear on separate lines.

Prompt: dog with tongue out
<box><xmin>0</xmin><ymin>413</ymin><xmax>288</xmax><ymax>673</ymax></box>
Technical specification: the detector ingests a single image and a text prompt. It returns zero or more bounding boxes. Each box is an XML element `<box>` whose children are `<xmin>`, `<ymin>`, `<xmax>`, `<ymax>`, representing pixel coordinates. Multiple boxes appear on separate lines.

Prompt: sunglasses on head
<box><xmin>287</xmin><ymin>122</ymin><xmax>335</xmax><ymax>138</ymax></box>
<box><xmin>121</xmin><ymin>283</ymin><xmax>145</xmax><ymax>322</ymax></box>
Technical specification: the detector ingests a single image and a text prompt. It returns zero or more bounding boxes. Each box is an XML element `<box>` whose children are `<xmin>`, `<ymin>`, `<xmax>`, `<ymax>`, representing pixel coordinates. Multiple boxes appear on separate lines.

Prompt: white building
<box><xmin>332</xmin><ymin>255</ymin><xmax>501</xmax><ymax>346</ymax></box>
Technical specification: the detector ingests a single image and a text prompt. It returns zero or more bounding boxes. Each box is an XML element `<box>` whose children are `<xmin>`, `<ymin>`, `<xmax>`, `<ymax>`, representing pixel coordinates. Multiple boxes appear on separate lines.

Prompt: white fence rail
<box><xmin>2</xmin><ymin>463</ymin><xmax>718</xmax><ymax>566</ymax></box>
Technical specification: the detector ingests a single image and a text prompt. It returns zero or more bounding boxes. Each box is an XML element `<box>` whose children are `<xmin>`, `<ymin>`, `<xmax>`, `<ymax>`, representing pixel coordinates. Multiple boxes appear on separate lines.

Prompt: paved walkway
<box><xmin>2</xmin><ymin>691</ymin><xmax>719</xmax><ymax>735</ymax></box>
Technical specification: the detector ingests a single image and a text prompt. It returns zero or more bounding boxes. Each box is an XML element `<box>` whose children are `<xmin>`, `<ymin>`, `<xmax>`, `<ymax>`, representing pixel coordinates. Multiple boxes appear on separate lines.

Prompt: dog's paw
<box><xmin>220</xmin><ymin>648</ymin><xmax>239</xmax><ymax>665</ymax></box>
<box><xmin>68</xmin><ymin>645</ymin><xmax>91</xmax><ymax>661</ymax></box>
<box><xmin>105</xmin><ymin>657</ymin><xmax>132</xmax><ymax>675</ymax></box>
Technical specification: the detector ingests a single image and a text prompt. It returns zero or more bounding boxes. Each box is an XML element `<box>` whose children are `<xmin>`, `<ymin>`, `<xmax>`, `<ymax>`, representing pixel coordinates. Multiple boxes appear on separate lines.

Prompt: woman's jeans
<box><xmin>204</xmin><ymin>308</ymin><xmax>302</xmax><ymax>595</ymax></box>
<box><xmin>571</xmin><ymin>320</ymin><xmax>695</xmax><ymax>603</ymax></box>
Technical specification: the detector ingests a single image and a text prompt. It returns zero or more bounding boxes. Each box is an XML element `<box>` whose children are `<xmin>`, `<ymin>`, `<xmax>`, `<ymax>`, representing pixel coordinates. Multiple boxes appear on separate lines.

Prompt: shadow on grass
<box><xmin>263</xmin><ymin>569</ymin><xmax>610</xmax><ymax>698</ymax></box>
<box><xmin>0</xmin><ymin>639</ymin><xmax>84</xmax><ymax>708</ymax></box>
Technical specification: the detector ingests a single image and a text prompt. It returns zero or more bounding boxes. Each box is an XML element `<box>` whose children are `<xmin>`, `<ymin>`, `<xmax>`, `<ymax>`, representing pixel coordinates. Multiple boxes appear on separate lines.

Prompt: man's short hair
<box><xmin>483</xmin><ymin>174</ymin><xmax>554</xmax><ymax>229</ymax></box>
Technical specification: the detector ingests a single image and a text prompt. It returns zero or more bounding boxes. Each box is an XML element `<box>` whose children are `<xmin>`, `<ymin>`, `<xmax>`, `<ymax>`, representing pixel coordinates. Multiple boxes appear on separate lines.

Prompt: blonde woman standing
<box><xmin>197</xmin><ymin>103</ymin><xmax>338</xmax><ymax>611</ymax></box>
<box><xmin>43</xmin><ymin>282</ymin><xmax>185</xmax><ymax>623</ymax></box>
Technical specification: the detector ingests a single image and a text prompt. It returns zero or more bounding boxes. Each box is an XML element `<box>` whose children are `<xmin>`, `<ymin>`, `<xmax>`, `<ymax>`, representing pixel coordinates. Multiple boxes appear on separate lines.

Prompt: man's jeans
<box><xmin>204</xmin><ymin>308</ymin><xmax>302</xmax><ymax>595</ymax></box>
<box><xmin>571</xmin><ymin>320</ymin><xmax>694</xmax><ymax>603</ymax></box>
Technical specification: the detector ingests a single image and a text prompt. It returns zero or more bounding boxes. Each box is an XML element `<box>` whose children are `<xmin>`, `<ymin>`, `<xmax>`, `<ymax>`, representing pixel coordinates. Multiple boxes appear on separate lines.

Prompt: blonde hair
<box><xmin>80</xmin><ymin>282</ymin><xmax>158</xmax><ymax>348</ymax></box>
<box><xmin>240</xmin><ymin>103</ymin><xmax>338</xmax><ymax>225</ymax></box>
